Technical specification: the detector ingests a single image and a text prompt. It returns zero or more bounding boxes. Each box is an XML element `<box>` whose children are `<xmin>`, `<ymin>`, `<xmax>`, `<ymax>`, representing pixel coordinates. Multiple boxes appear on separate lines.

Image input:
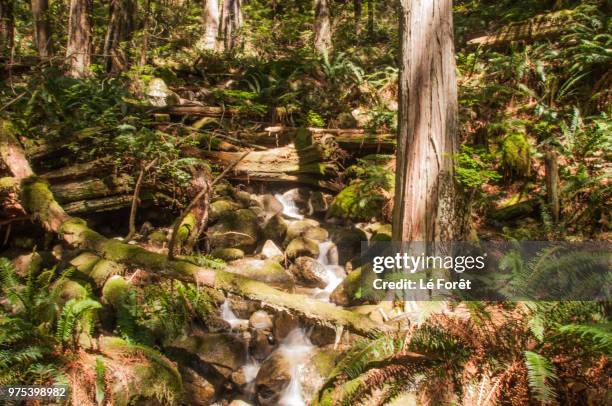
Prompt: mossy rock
<box><xmin>329</xmin><ymin>267</ymin><xmax>365</xmax><ymax>307</ymax></box>
<box><xmin>209</xmin><ymin>199</ymin><xmax>241</xmax><ymax>222</ymax></box>
<box><xmin>234</xmin><ymin>190</ymin><xmax>253</xmax><ymax>207</ymax></box>
<box><xmin>327</xmin><ymin>183</ymin><xmax>382</xmax><ymax>221</ymax></box>
<box><xmin>102</xmin><ymin>276</ymin><xmax>130</xmax><ymax>307</ymax></box>
<box><xmin>213</xmin><ymin>181</ymin><xmax>235</xmax><ymax>198</ymax></box>
<box><xmin>148</xmin><ymin>230</ymin><xmax>168</xmax><ymax>247</ymax></box>
<box><xmin>285</xmin><ymin>219</ymin><xmax>326</xmax><ymax>243</ymax></box>
<box><xmin>54</xmin><ymin>279</ymin><xmax>88</xmax><ymax>303</ymax></box>
<box><xmin>294</xmin><ymin>127</ymin><xmax>313</xmax><ymax>150</ymax></box>
<box><xmin>208</xmin><ymin>208</ymin><xmax>260</xmax><ymax>253</ymax></box>
<box><xmin>228</xmin><ymin>259</ymin><xmax>294</xmax><ymax>286</ymax></box>
<box><xmin>286</xmin><ymin>237</ymin><xmax>320</xmax><ymax>260</ymax></box>
<box><xmin>502</xmin><ymin>132</ymin><xmax>531</xmax><ymax>178</ymax></box>
<box><xmin>176</xmin><ymin>213</ymin><xmax>196</xmax><ymax>243</ymax></box>
<box><xmin>89</xmin><ymin>259</ymin><xmax>124</xmax><ymax>288</ymax></box>
<box><xmin>170</xmin><ymin>333</ymin><xmax>247</xmax><ymax>375</ymax></box>
<box><xmin>263</xmin><ymin>214</ymin><xmax>288</xmax><ymax>243</ymax></box>
<box><xmin>211</xmin><ymin>247</ymin><xmax>244</xmax><ymax>261</ymax></box>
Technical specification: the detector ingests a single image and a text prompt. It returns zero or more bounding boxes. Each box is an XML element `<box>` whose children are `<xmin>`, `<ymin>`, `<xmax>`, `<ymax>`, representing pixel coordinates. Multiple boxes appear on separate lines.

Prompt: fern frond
<box><xmin>558</xmin><ymin>323</ymin><xmax>612</xmax><ymax>355</ymax></box>
<box><xmin>524</xmin><ymin>351</ymin><xmax>557</xmax><ymax>403</ymax></box>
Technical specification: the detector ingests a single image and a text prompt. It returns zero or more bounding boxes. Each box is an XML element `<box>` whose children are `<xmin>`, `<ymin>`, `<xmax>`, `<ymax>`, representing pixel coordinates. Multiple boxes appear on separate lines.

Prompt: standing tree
<box><xmin>31</xmin><ymin>0</ymin><xmax>53</xmax><ymax>58</ymax></box>
<box><xmin>103</xmin><ymin>0</ymin><xmax>135</xmax><ymax>72</ymax></box>
<box><xmin>354</xmin><ymin>0</ymin><xmax>362</xmax><ymax>36</ymax></box>
<box><xmin>314</xmin><ymin>0</ymin><xmax>331</xmax><ymax>54</ymax></box>
<box><xmin>66</xmin><ymin>0</ymin><xmax>92</xmax><ymax>78</ymax></box>
<box><xmin>367</xmin><ymin>0</ymin><xmax>374</xmax><ymax>37</ymax></box>
<box><xmin>392</xmin><ymin>0</ymin><xmax>460</xmax><ymax>243</ymax></box>
<box><xmin>221</xmin><ymin>0</ymin><xmax>242</xmax><ymax>51</ymax></box>
<box><xmin>0</xmin><ymin>0</ymin><xmax>14</xmax><ymax>58</ymax></box>
<box><xmin>200</xmin><ymin>0</ymin><xmax>220</xmax><ymax>51</ymax></box>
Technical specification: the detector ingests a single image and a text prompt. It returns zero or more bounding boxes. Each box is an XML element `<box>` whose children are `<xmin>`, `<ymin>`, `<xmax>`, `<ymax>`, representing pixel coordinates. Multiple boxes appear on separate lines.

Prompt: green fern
<box><xmin>558</xmin><ymin>323</ymin><xmax>612</xmax><ymax>355</ymax></box>
<box><xmin>332</xmin><ymin>334</ymin><xmax>402</xmax><ymax>379</ymax></box>
<box><xmin>94</xmin><ymin>357</ymin><xmax>106</xmax><ymax>406</ymax></box>
<box><xmin>55</xmin><ymin>298</ymin><xmax>101</xmax><ymax>346</ymax></box>
<box><xmin>524</xmin><ymin>351</ymin><xmax>558</xmax><ymax>403</ymax></box>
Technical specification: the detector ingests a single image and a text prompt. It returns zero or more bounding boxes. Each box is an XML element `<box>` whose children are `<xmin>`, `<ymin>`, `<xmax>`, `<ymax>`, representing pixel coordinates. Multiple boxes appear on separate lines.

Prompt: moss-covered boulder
<box><xmin>329</xmin><ymin>267</ymin><xmax>365</xmax><ymax>307</ymax></box>
<box><xmin>255</xmin><ymin>351</ymin><xmax>293</xmax><ymax>406</ymax></box>
<box><xmin>169</xmin><ymin>332</ymin><xmax>247</xmax><ymax>377</ymax></box>
<box><xmin>327</xmin><ymin>183</ymin><xmax>382</xmax><ymax>221</ymax></box>
<box><xmin>502</xmin><ymin>132</ymin><xmax>531</xmax><ymax>178</ymax></box>
<box><xmin>262</xmin><ymin>214</ymin><xmax>288</xmax><ymax>243</ymax></box>
<box><xmin>234</xmin><ymin>190</ymin><xmax>253</xmax><ymax>207</ymax></box>
<box><xmin>286</xmin><ymin>237</ymin><xmax>320</xmax><ymax>260</ymax></box>
<box><xmin>260</xmin><ymin>194</ymin><xmax>283</xmax><ymax>216</ymax></box>
<box><xmin>370</xmin><ymin>223</ymin><xmax>392</xmax><ymax>241</ymax></box>
<box><xmin>260</xmin><ymin>239</ymin><xmax>284</xmax><ymax>262</ymax></box>
<box><xmin>211</xmin><ymin>247</ymin><xmax>244</xmax><ymax>261</ymax></box>
<box><xmin>147</xmin><ymin>229</ymin><xmax>168</xmax><ymax>247</ymax></box>
<box><xmin>213</xmin><ymin>180</ymin><xmax>235</xmax><ymax>198</ymax></box>
<box><xmin>308</xmin><ymin>191</ymin><xmax>331</xmax><ymax>215</ymax></box>
<box><xmin>226</xmin><ymin>259</ymin><xmax>294</xmax><ymax>286</ymax></box>
<box><xmin>209</xmin><ymin>198</ymin><xmax>241</xmax><ymax>222</ymax></box>
<box><xmin>289</xmin><ymin>256</ymin><xmax>327</xmax><ymax>288</ymax></box>
<box><xmin>285</xmin><ymin>219</ymin><xmax>327</xmax><ymax>242</ymax></box>
<box><xmin>208</xmin><ymin>208</ymin><xmax>260</xmax><ymax>253</ymax></box>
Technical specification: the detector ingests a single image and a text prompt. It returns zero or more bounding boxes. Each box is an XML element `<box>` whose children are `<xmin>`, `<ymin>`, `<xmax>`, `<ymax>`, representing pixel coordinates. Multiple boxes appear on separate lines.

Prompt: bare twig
<box><xmin>125</xmin><ymin>158</ymin><xmax>158</xmax><ymax>241</ymax></box>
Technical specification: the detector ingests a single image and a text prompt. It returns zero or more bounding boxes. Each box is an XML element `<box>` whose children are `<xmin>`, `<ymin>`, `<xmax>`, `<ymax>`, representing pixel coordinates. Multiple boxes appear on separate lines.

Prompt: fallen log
<box><xmin>41</xmin><ymin>158</ymin><xmax>113</xmax><ymax>182</ymax></box>
<box><xmin>145</xmin><ymin>104</ymin><xmax>241</xmax><ymax>117</ymax></box>
<box><xmin>467</xmin><ymin>9</ymin><xmax>578</xmax><ymax>48</ymax></box>
<box><xmin>1</xmin><ymin>125</ymin><xmax>383</xmax><ymax>336</ymax></box>
<box><xmin>51</xmin><ymin>174</ymin><xmax>133</xmax><ymax>204</ymax></box>
<box><xmin>62</xmin><ymin>194</ymin><xmax>134</xmax><ymax>215</ymax></box>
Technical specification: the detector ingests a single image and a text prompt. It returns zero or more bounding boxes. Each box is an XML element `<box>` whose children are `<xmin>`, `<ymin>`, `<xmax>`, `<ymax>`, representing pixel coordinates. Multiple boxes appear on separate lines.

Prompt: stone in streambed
<box><xmin>262</xmin><ymin>214</ymin><xmax>288</xmax><ymax>243</ymax></box>
<box><xmin>169</xmin><ymin>332</ymin><xmax>247</xmax><ymax>377</ymax></box>
<box><xmin>249</xmin><ymin>310</ymin><xmax>273</xmax><ymax>330</ymax></box>
<box><xmin>285</xmin><ymin>219</ymin><xmax>328</xmax><ymax>243</ymax></box>
<box><xmin>260</xmin><ymin>240</ymin><xmax>284</xmax><ymax>262</ymax></box>
<box><xmin>289</xmin><ymin>256</ymin><xmax>327</xmax><ymax>289</ymax></box>
<box><xmin>208</xmin><ymin>208</ymin><xmax>260</xmax><ymax>253</ymax></box>
<box><xmin>286</xmin><ymin>237</ymin><xmax>319</xmax><ymax>260</ymax></box>
<box><xmin>260</xmin><ymin>194</ymin><xmax>283</xmax><ymax>216</ymax></box>
<box><xmin>332</xmin><ymin>227</ymin><xmax>368</xmax><ymax>264</ymax></box>
<box><xmin>251</xmin><ymin>329</ymin><xmax>274</xmax><ymax>360</ymax></box>
<box><xmin>308</xmin><ymin>191</ymin><xmax>332</xmax><ymax>215</ymax></box>
<box><xmin>209</xmin><ymin>198</ymin><xmax>241</xmax><ymax>222</ymax></box>
<box><xmin>273</xmin><ymin>312</ymin><xmax>299</xmax><ymax>342</ymax></box>
<box><xmin>235</xmin><ymin>190</ymin><xmax>253</xmax><ymax>207</ymax></box>
<box><xmin>226</xmin><ymin>259</ymin><xmax>294</xmax><ymax>286</ymax></box>
<box><xmin>254</xmin><ymin>351</ymin><xmax>292</xmax><ymax>406</ymax></box>
<box><xmin>211</xmin><ymin>247</ymin><xmax>244</xmax><ymax>261</ymax></box>
<box><xmin>180</xmin><ymin>366</ymin><xmax>217</xmax><ymax>406</ymax></box>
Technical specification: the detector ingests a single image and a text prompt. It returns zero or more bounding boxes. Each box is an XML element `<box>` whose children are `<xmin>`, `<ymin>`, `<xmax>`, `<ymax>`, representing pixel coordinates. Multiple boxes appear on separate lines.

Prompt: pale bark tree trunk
<box><xmin>139</xmin><ymin>0</ymin><xmax>151</xmax><ymax>66</ymax></box>
<box><xmin>200</xmin><ymin>0</ymin><xmax>220</xmax><ymax>51</ymax></box>
<box><xmin>31</xmin><ymin>0</ymin><xmax>53</xmax><ymax>58</ymax></box>
<box><xmin>545</xmin><ymin>149</ymin><xmax>559</xmax><ymax>223</ymax></box>
<box><xmin>0</xmin><ymin>0</ymin><xmax>14</xmax><ymax>58</ymax></box>
<box><xmin>221</xmin><ymin>0</ymin><xmax>242</xmax><ymax>51</ymax></box>
<box><xmin>66</xmin><ymin>0</ymin><xmax>92</xmax><ymax>78</ymax></box>
<box><xmin>393</xmin><ymin>0</ymin><xmax>459</xmax><ymax>243</ymax></box>
<box><xmin>103</xmin><ymin>0</ymin><xmax>135</xmax><ymax>72</ymax></box>
<box><xmin>314</xmin><ymin>0</ymin><xmax>331</xmax><ymax>54</ymax></box>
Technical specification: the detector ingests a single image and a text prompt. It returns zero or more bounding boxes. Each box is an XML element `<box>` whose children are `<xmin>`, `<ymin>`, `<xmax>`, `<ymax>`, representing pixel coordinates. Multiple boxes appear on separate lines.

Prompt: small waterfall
<box><xmin>220</xmin><ymin>300</ymin><xmax>247</xmax><ymax>330</ymax></box>
<box><xmin>275</xmin><ymin>190</ymin><xmax>304</xmax><ymax>219</ymax></box>
<box><xmin>313</xmin><ymin>241</ymin><xmax>345</xmax><ymax>301</ymax></box>
<box><xmin>278</xmin><ymin>328</ymin><xmax>314</xmax><ymax>406</ymax></box>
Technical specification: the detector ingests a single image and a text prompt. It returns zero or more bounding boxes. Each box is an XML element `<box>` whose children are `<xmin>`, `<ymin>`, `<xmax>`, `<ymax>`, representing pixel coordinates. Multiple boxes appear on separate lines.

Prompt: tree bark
<box><xmin>66</xmin><ymin>0</ymin><xmax>92</xmax><ymax>78</ymax></box>
<box><xmin>139</xmin><ymin>0</ymin><xmax>150</xmax><ymax>66</ymax></box>
<box><xmin>0</xmin><ymin>0</ymin><xmax>14</xmax><ymax>58</ymax></box>
<box><xmin>103</xmin><ymin>0</ymin><xmax>135</xmax><ymax>72</ymax></box>
<box><xmin>200</xmin><ymin>0</ymin><xmax>220</xmax><ymax>51</ymax></box>
<box><xmin>31</xmin><ymin>0</ymin><xmax>53</xmax><ymax>58</ymax></box>
<box><xmin>393</xmin><ymin>0</ymin><xmax>459</xmax><ymax>242</ymax></box>
<box><xmin>367</xmin><ymin>0</ymin><xmax>374</xmax><ymax>37</ymax></box>
<box><xmin>314</xmin><ymin>0</ymin><xmax>332</xmax><ymax>54</ymax></box>
<box><xmin>221</xmin><ymin>0</ymin><xmax>242</xmax><ymax>51</ymax></box>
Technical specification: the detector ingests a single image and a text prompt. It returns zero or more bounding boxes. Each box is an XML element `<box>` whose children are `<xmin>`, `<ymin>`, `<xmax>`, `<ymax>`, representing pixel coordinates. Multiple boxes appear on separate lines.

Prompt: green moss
<box><xmin>328</xmin><ymin>183</ymin><xmax>382</xmax><ymax>221</ymax></box>
<box><xmin>177</xmin><ymin>213</ymin><xmax>196</xmax><ymax>242</ymax></box>
<box><xmin>55</xmin><ymin>280</ymin><xmax>88</xmax><ymax>303</ymax></box>
<box><xmin>211</xmin><ymin>247</ymin><xmax>244</xmax><ymax>261</ymax></box>
<box><xmin>20</xmin><ymin>178</ymin><xmax>59</xmax><ymax>224</ymax></box>
<box><xmin>286</xmin><ymin>237</ymin><xmax>319</xmax><ymax>259</ymax></box>
<box><xmin>209</xmin><ymin>199</ymin><xmax>240</xmax><ymax>222</ymax></box>
<box><xmin>90</xmin><ymin>260</ymin><xmax>124</xmax><ymax>288</ymax></box>
<box><xmin>69</xmin><ymin>252</ymin><xmax>101</xmax><ymax>274</ymax></box>
<box><xmin>102</xmin><ymin>276</ymin><xmax>130</xmax><ymax>307</ymax></box>
<box><xmin>371</xmin><ymin>224</ymin><xmax>392</xmax><ymax>241</ymax></box>
<box><xmin>502</xmin><ymin>132</ymin><xmax>531</xmax><ymax>178</ymax></box>
<box><xmin>294</xmin><ymin>127</ymin><xmax>313</xmax><ymax>150</ymax></box>
<box><xmin>148</xmin><ymin>230</ymin><xmax>168</xmax><ymax>246</ymax></box>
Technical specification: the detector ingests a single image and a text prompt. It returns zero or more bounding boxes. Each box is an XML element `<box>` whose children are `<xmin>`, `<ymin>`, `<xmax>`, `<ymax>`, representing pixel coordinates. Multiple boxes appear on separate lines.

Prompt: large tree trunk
<box><xmin>354</xmin><ymin>0</ymin><xmax>362</xmax><ymax>36</ymax></box>
<box><xmin>367</xmin><ymin>0</ymin><xmax>374</xmax><ymax>37</ymax></box>
<box><xmin>31</xmin><ymin>0</ymin><xmax>53</xmax><ymax>58</ymax></box>
<box><xmin>200</xmin><ymin>0</ymin><xmax>220</xmax><ymax>51</ymax></box>
<box><xmin>314</xmin><ymin>0</ymin><xmax>331</xmax><ymax>54</ymax></box>
<box><xmin>0</xmin><ymin>0</ymin><xmax>14</xmax><ymax>58</ymax></box>
<box><xmin>393</xmin><ymin>0</ymin><xmax>459</xmax><ymax>243</ymax></box>
<box><xmin>103</xmin><ymin>0</ymin><xmax>135</xmax><ymax>72</ymax></box>
<box><xmin>66</xmin><ymin>0</ymin><xmax>92</xmax><ymax>78</ymax></box>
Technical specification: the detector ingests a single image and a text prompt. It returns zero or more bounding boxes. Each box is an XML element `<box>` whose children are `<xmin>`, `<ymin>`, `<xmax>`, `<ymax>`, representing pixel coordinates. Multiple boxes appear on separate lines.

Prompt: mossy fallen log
<box><xmin>51</xmin><ymin>174</ymin><xmax>134</xmax><ymax>204</ymax></box>
<box><xmin>40</xmin><ymin>158</ymin><xmax>112</xmax><ymax>182</ymax></box>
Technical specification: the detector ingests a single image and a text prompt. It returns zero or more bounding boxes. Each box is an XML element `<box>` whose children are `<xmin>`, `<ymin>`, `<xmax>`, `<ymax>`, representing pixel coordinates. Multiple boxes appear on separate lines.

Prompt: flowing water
<box><xmin>221</xmin><ymin>300</ymin><xmax>247</xmax><ymax>330</ymax></box>
<box><xmin>275</xmin><ymin>190</ymin><xmax>304</xmax><ymax>219</ymax></box>
<box><xmin>277</xmin><ymin>329</ymin><xmax>315</xmax><ymax>406</ymax></box>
